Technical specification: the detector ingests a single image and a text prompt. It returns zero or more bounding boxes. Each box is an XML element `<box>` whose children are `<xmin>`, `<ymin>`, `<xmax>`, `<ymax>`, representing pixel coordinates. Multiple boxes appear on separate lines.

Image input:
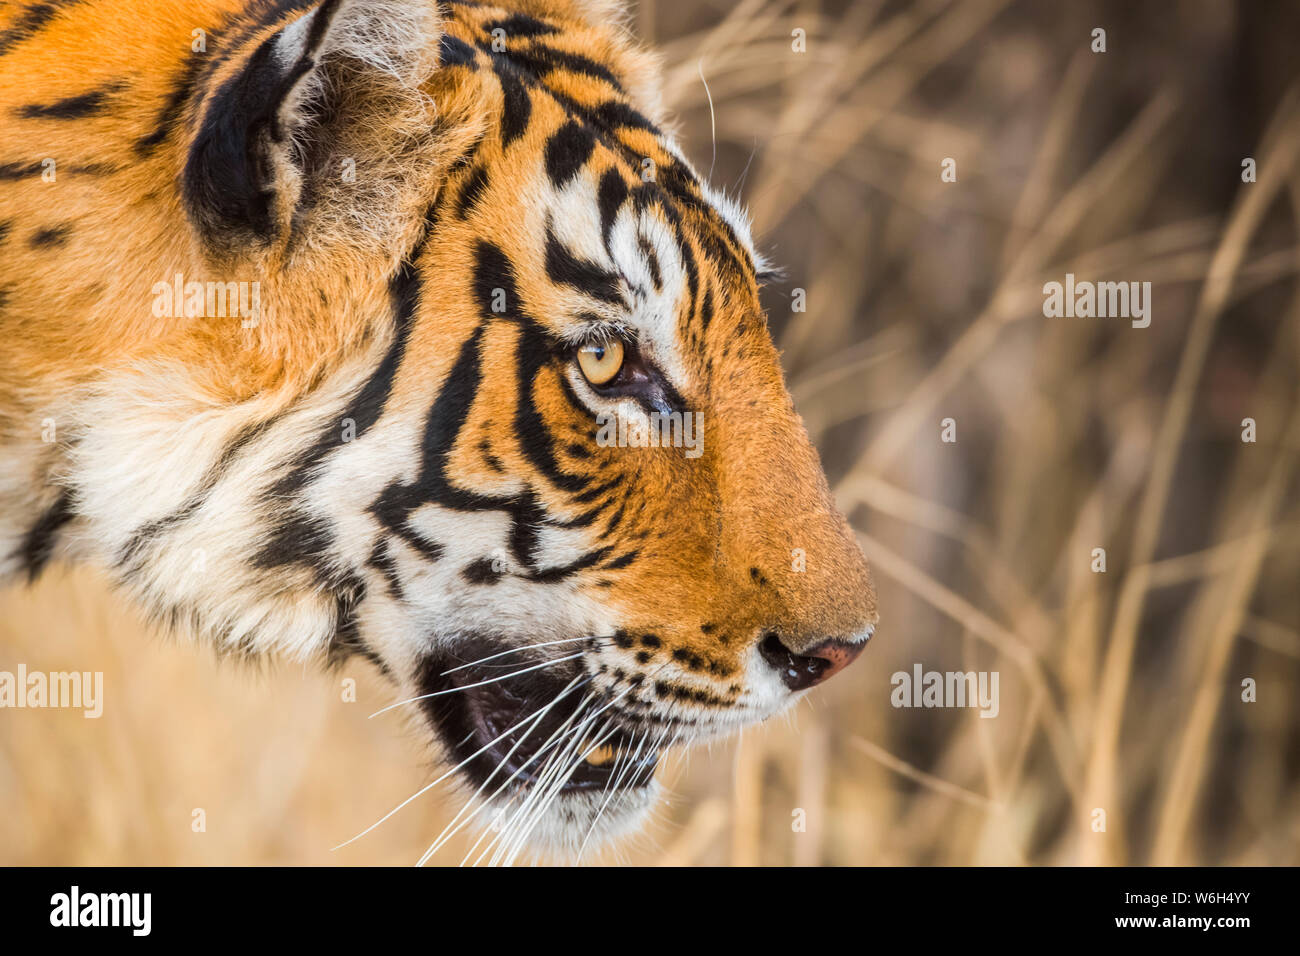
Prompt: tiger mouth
<box><xmin>418</xmin><ymin>645</ymin><xmax>660</xmax><ymax>797</ymax></box>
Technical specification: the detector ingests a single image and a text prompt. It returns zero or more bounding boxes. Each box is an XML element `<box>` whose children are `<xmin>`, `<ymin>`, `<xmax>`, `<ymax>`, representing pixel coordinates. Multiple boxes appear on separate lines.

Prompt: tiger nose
<box><xmin>758</xmin><ymin>632</ymin><xmax>869</xmax><ymax>691</ymax></box>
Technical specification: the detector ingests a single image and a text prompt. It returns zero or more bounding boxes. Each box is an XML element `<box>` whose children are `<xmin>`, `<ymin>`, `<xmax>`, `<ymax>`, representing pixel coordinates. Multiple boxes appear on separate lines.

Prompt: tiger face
<box><xmin>0</xmin><ymin>0</ymin><xmax>877</xmax><ymax>861</ymax></box>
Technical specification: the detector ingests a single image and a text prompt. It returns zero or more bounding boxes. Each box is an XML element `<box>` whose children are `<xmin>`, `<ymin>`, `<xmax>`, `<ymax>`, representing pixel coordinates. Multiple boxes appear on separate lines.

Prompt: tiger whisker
<box><xmin>439</xmin><ymin>635</ymin><xmax>605</xmax><ymax>676</ymax></box>
<box><xmin>474</xmin><ymin>703</ymin><xmax>626</xmax><ymax>868</ymax></box>
<box><xmin>586</xmin><ymin>723</ymin><xmax>671</xmax><ymax>860</ymax></box>
<box><xmin>504</xmin><ymin>721</ymin><xmax>629</xmax><ymax>866</ymax></box>
<box><xmin>487</xmin><ymin>661</ymin><xmax>678</xmax><ymax>867</ymax></box>
<box><xmin>333</xmin><ymin>675</ymin><xmax>591</xmax><ymax>851</ymax></box>
<box><xmin>698</xmin><ymin>59</ymin><xmax>717</xmax><ymax>182</ymax></box>
<box><xmin>473</xmin><ymin>711</ymin><xmax>616</xmax><ymax>867</ymax></box>
<box><xmin>485</xmin><ymin>717</ymin><xmax>622</xmax><ymax>868</ymax></box>
<box><xmin>429</xmin><ymin>661</ymin><xmax>676</xmax><ymax>865</ymax></box>
<box><xmin>368</xmin><ymin>652</ymin><xmax>586</xmax><ymax>718</ymax></box>
<box><xmin>576</xmin><ymin>724</ymin><xmax>666</xmax><ymax>862</ymax></box>
<box><xmin>441</xmin><ymin>704</ymin><xmax>597</xmax><ymax>867</ymax></box>
<box><xmin>418</xmin><ymin>684</ymin><xmax>600</xmax><ymax>864</ymax></box>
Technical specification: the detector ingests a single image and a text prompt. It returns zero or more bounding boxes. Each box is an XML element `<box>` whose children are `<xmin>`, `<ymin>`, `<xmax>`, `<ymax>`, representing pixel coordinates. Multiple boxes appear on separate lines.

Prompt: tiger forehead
<box><xmin>431</xmin><ymin>3</ymin><xmax>762</xmax><ymax>291</ymax></box>
<box><xmin>398</xmin><ymin>4</ymin><xmax>763</xmax><ymax>395</ymax></box>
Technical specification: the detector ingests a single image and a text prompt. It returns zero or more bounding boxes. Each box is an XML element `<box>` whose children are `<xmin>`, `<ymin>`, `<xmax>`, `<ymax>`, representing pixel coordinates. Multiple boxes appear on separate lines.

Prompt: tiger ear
<box><xmin>183</xmin><ymin>0</ymin><xmax>441</xmax><ymax>259</ymax></box>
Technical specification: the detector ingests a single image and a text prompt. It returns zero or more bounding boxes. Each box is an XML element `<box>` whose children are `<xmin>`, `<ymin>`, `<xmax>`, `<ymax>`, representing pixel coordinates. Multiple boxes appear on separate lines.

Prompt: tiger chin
<box><xmin>0</xmin><ymin>0</ymin><xmax>878</xmax><ymax>863</ymax></box>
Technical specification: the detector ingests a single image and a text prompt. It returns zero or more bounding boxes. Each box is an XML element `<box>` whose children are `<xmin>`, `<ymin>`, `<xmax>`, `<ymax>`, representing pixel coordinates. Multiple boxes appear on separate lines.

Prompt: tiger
<box><xmin>0</xmin><ymin>0</ymin><xmax>879</xmax><ymax>862</ymax></box>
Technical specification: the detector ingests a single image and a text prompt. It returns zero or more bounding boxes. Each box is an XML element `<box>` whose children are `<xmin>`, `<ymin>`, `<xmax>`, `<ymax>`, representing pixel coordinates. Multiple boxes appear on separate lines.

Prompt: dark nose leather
<box><xmin>758</xmin><ymin>632</ymin><xmax>868</xmax><ymax>691</ymax></box>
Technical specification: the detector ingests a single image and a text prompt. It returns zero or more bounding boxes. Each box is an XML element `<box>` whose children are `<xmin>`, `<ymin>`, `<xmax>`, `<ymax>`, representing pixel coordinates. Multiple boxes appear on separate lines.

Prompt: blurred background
<box><xmin>3</xmin><ymin>0</ymin><xmax>1299</xmax><ymax>865</ymax></box>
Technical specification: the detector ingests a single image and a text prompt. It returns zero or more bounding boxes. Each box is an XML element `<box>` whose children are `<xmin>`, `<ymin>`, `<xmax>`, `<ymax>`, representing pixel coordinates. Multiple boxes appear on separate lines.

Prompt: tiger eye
<box><xmin>576</xmin><ymin>339</ymin><xmax>625</xmax><ymax>386</ymax></box>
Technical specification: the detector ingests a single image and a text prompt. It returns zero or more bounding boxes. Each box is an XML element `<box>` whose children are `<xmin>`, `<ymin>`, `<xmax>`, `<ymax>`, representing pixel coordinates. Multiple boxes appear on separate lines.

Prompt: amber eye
<box><xmin>576</xmin><ymin>339</ymin><xmax>625</xmax><ymax>386</ymax></box>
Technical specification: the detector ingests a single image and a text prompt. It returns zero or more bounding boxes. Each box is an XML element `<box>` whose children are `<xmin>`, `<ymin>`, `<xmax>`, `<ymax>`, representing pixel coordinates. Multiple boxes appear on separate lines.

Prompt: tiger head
<box><xmin>4</xmin><ymin>0</ymin><xmax>877</xmax><ymax>860</ymax></box>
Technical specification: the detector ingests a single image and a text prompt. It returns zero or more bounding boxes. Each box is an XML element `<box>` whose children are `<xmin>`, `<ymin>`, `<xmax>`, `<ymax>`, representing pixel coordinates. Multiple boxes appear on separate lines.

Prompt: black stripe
<box><xmin>495</xmin><ymin>65</ymin><xmax>532</xmax><ymax>147</ymax></box>
<box><xmin>455</xmin><ymin>164</ymin><xmax>489</xmax><ymax>218</ymax></box>
<box><xmin>474</xmin><ymin>240</ymin><xmax>525</xmax><ymax>320</ymax></box>
<box><xmin>699</xmin><ymin>283</ymin><xmax>714</xmax><ymax>332</ymax></box>
<box><xmin>544</xmin><ymin>120</ymin><xmax>596</xmax><ymax>187</ymax></box>
<box><xmin>367</xmin><ymin>539</ymin><xmax>405</xmax><ymax>601</ymax></box>
<box><xmin>368</xmin><ymin>326</ymin><xmax>513</xmax><ymax>549</ymax></box>
<box><xmin>508</xmin><ymin>492</ymin><xmax>545</xmax><ymax>573</ymax></box>
<box><xmin>482</xmin><ymin>13</ymin><xmax>559</xmax><ymax>38</ymax></box>
<box><xmin>324</xmin><ymin>573</ymin><xmax>391</xmax><ymax>675</ymax></box>
<box><xmin>602</xmin><ymin>550</ymin><xmax>640</xmax><ymax>571</ymax></box>
<box><xmin>117</xmin><ymin>416</ymin><xmax>280</xmax><ymax>568</ymax></box>
<box><xmin>602</xmin><ymin>502</ymin><xmax>627</xmax><ymax>536</ymax></box>
<box><xmin>527</xmin><ymin>544</ymin><xmax>613</xmax><ymax>583</ymax></box>
<box><xmin>0</xmin><ymin>161</ymin><xmax>117</xmax><ymax>179</ymax></box>
<box><xmin>550</xmin><ymin>497</ymin><xmax>607</xmax><ymax>530</ymax></box>
<box><xmin>267</xmin><ymin>253</ymin><xmax>423</xmax><ymax>508</ymax></box>
<box><xmin>544</xmin><ymin>228</ymin><xmax>623</xmax><ymax>304</ymax></box>
<box><xmin>646</xmin><ymin>160</ymin><xmax>757</xmax><ymax>285</ymax></box>
<box><xmin>438</xmin><ymin>32</ymin><xmax>478</xmax><ymax>68</ymax></box>
<box><xmin>349</xmin><ymin>260</ymin><xmax>421</xmax><ymax>436</ymax></box>
<box><xmin>29</xmin><ymin>225</ymin><xmax>70</xmax><ymax>247</ymax></box>
<box><xmin>18</xmin><ymin>490</ymin><xmax>74</xmax><ymax>581</ymax></box>
<box><xmin>0</xmin><ymin>162</ymin><xmax>40</xmax><ymax>180</ymax></box>
<box><xmin>504</xmin><ymin>75</ymin><xmax>662</xmax><ymax>184</ymax></box>
<box><xmin>587</xmin><ymin>100</ymin><xmax>659</xmax><ymax>134</ymax></box>
<box><xmin>694</xmin><ymin>218</ymin><xmax>752</xmax><ymax>285</ymax></box>
<box><xmin>636</xmin><ymin>234</ymin><xmax>662</xmax><ymax>291</ymax></box>
<box><xmin>135</xmin><ymin>51</ymin><xmax>207</xmax><ymax>156</ymax></box>
<box><xmin>19</xmin><ymin>81</ymin><xmax>123</xmax><ymax>119</ymax></box>
<box><xmin>472</xmin><ymin>23</ymin><xmax>757</xmax><ymax>287</ymax></box>
<box><xmin>597</xmin><ymin>167</ymin><xmax>627</xmax><ymax>245</ymax></box>
<box><xmin>462</xmin><ymin>556</ymin><xmax>503</xmax><ymax>584</ymax></box>
<box><xmin>251</xmin><ymin>510</ymin><xmax>332</xmax><ymax>572</ymax></box>
<box><xmin>0</xmin><ymin>1</ymin><xmax>74</xmax><ymax>58</ymax></box>
<box><xmin>405</xmin><ymin>529</ymin><xmax>445</xmax><ymax>563</ymax></box>
<box><xmin>678</xmin><ymin>230</ymin><xmax>700</xmax><ymax>322</ymax></box>
<box><xmin>569</xmin><ymin>475</ymin><xmax>622</xmax><ymax>505</ymax></box>
<box><xmin>513</xmin><ymin>323</ymin><xmax>592</xmax><ymax>496</ymax></box>
<box><xmin>414</xmin><ymin>326</ymin><xmax>490</xmax><ymax>496</ymax></box>
<box><xmin>367</xmin><ymin>314</ymin><xmax>604</xmax><ymax>582</ymax></box>
<box><xmin>504</xmin><ymin>44</ymin><xmax>623</xmax><ymax>91</ymax></box>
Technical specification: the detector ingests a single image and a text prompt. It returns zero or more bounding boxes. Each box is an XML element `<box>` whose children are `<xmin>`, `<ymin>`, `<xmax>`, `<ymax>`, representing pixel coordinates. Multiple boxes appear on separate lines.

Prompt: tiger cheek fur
<box><xmin>0</xmin><ymin>0</ymin><xmax>878</xmax><ymax>859</ymax></box>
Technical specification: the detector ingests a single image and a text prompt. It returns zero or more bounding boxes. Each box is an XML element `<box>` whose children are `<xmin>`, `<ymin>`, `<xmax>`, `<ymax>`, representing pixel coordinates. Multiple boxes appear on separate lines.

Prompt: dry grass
<box><xmin>3</xmin><ymin>0</ymin><xmax>1299</xmax><ymax>865</ymax></box>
